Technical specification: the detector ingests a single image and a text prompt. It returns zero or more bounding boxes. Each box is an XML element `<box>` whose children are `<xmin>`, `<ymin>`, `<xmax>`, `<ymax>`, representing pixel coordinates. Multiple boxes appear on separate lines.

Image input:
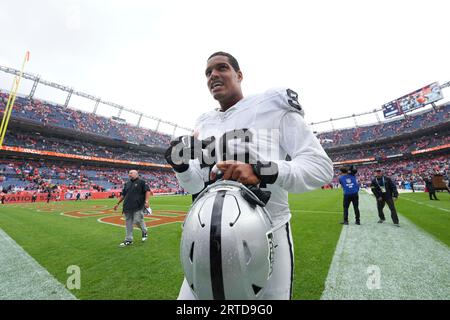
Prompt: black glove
<box><xmin>251</xmin><ymin>161</ymin><xmax>279</xmax><ymax>188</ymax></box>
<box><xmin>164</xmin><ymin>135</ymin><xmax>202</xmax><ymax>173</ymax></box>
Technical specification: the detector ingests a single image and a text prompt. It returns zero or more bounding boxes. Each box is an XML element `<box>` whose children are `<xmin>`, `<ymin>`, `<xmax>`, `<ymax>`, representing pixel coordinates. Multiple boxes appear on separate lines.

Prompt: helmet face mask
<box><xmin>180</xmin><ymin>181</ymin><xmax>275</xmax><ymax>300</ymax></box>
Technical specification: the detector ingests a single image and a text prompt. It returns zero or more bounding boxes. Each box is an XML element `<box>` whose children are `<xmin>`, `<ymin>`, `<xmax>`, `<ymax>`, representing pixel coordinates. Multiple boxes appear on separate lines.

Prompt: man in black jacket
<box><xmin>423</xmin><ymin>176</ymin><xmax>438</xmax><ymax>200</ymax></box>
<box><xmin>371</xmin><ymin>169</ymin><xmax>400</xmax><ymax>227</ymax></box>
<box><xmin>114</xmin><ymin>170</ymin><xmax>151</xmax><ymax>247</ymax></box>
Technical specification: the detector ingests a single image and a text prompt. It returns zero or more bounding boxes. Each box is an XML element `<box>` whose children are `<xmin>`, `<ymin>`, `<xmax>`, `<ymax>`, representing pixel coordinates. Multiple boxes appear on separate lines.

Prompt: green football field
<box><xmin>0</xmin><ymin>189</ymin><xmax>448</xmax><ymax>300</ymax></box>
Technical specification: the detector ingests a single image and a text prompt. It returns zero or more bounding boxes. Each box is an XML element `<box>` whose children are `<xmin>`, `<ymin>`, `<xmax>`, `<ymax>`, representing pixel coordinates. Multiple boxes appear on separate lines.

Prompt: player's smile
<box><xmin>210</xmin><ymin>80</ymin><xmax>224</xmax><ymax>93</ymax></box>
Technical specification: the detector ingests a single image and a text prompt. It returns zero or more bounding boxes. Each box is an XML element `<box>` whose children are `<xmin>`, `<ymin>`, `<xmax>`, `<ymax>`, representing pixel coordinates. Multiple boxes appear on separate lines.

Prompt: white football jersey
<box><xmin>175</xmin><ymin>87</ymin><xmax>333</xmax><ymax>226</ymax></box>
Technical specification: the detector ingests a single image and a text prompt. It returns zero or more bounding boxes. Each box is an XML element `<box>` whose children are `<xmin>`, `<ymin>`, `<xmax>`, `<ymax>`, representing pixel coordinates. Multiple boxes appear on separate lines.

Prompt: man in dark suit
<box><xmin>371</xmin><ymin>169</ymin><xmax>400</xmax><ymax>227</ymax></box>
<box><xmin>423</xmin><ymin>176</ymin><xmax>438</xmax><ymax>200</ymax></box>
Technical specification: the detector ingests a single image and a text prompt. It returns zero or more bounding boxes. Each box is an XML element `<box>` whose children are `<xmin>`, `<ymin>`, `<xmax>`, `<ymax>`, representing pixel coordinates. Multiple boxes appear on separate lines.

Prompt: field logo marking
<box><xmin>98</xmin><ymin>210</ymin><xmax>187</xmax><ymax>228</ymax></box>
<box><xmin>62</xmin><ymin>208</ymin><xmax>116</xmax><ymax>218</ymax></box>
<box><xmin>56</xmin><ymin>205</ymin><xmax>187</xmax><ymax>228</ymax></box>
<box><xmin>66</xmin><ymin>265</ymin><xmax>81</xmax><ymax>290</ymax></box>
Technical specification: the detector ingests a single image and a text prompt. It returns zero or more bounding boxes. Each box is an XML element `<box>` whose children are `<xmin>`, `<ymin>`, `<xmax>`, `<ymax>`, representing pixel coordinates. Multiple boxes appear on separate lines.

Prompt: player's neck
<box><xmin>219</xmin><ymin>93</ymin><xmax>244</xmax><ymax>112</ymax></box>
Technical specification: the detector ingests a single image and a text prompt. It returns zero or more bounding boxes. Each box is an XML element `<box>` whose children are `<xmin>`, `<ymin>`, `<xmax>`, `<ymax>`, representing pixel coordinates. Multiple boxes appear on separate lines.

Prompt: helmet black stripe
<box><xmin>210</xmin><ymin>190</ymin><xmax>226</xmax><ymax>300</ymax></box>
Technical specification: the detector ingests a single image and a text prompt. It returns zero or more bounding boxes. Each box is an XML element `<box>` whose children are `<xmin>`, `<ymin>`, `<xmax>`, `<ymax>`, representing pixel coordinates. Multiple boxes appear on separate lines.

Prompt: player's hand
<box><xmin>144</xmin><ymin>201</ymin><xmax>149</xmax><ymax>208</ymax></box>
<box><xmin>113</xmin><ymin>205</ymin><xmax>118</xmax><ymax>211</ymax></box>
<box><xmin>212</xmin><ymin>160</ymin><xmax>261</xmax><ymax>185</ymax></box>
<box><xmin>377</xmin><ymin>197</ymin><xmax>383</xmax><ymax>202</ymax></box>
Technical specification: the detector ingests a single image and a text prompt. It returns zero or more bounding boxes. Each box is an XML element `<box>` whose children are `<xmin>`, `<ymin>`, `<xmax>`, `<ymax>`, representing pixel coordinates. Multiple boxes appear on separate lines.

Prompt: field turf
<box><xmin>0</xmin><ymin>189</ymin><xmax>448</xmax><ymax>299</ymax></box>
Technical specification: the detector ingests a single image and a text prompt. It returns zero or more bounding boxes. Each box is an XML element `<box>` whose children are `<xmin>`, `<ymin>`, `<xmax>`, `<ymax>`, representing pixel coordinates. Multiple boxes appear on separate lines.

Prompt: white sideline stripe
<box><xmin>401</xmin><ymin>197</ymin><xmax>450</xmax><ymax>212</ymax></box>
<box><xmin>0</xmin><ymin>228</ymin><xmax>77</xmax><ymax>300</ymax></box>
<box><xmin>321</xmin><ymin>193</ymin><xmax>450</xmax><ymax>300</ymax></box>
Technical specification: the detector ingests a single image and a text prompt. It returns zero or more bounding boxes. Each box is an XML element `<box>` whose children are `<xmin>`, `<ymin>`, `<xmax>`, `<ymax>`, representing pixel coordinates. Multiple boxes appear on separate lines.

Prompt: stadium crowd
<box><xmin>317</xmin><ymin>103</ymin><xmax>449</xmax><ymax>147</ymax></box>
<box><xmin>329</xmin><ymin>134</ymin><xmax>450</xmax><ymax>162</ymax></box>
<box><xmin>0</xmin><ymin>90</ymin><xmax>171</xmax><ymax>148</ymax></box>
<box><xmin>1</xmin><ymin>89</ymin><xmax>449</xmax><ymax>202</ymax></box>
<box><xmin>330</xmin><ymin>155</ymin><xmax>449</xmax><ymax>189</ymax></box>
<box><xmin>0</xmin><ymin>159</ymin><xmax>181</xmax><ymax>195</ymax></box>
<box><xmin>3</xmin><ymin>129</ymin><xmax>166</xmax><ymax>164</ymax></box>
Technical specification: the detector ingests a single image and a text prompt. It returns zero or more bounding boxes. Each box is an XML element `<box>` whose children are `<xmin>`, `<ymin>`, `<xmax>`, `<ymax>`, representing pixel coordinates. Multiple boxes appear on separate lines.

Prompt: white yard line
<box><xmin>321</xmin><ymin>193</ymin><xmax>450</xmax><ymax>300</ymax></box>
<box><xmin>400</xmin><ymin>197</ymin><xmax>450</xmax><ymax>212</ymax></box>
<box><xmin>0</xmin><ymin>228</ymin><xmax>77</xmax><ymax>300</ymax></box>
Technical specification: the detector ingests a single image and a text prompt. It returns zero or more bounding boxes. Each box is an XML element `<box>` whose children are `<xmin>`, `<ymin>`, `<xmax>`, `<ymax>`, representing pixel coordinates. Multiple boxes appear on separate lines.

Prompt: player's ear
<box><xmin>237</xmin><ymin>70</ymin><xmax>243</xmax><ymax>83</ymax></box>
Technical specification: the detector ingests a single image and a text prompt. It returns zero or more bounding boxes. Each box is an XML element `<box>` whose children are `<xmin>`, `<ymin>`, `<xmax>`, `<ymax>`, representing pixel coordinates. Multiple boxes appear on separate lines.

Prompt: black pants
<box><xmin>428</xmin><ymin>191</ymin><xmax>438</xmax><ymax>200</ymax></box>
<box><xmin>377</xmin><ymin>197</ymin><xmax>399</xmax><ymax>224</ymax></box>
<box><xmin>343</xmin><ymin>193</ymin><xmax>360</xmax><ymax>223</ymax></box>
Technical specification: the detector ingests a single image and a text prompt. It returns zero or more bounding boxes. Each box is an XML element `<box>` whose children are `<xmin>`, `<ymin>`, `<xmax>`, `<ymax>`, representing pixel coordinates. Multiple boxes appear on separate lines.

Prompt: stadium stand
<box><xmin>320</xmin><ymin>102</ymin><xmax>449</xmax><ymax>192</ymax></box>
<box><xmin>2</xmin><ymin>128</ymin><xmax>166</xmax><ymax>164</ymax></box>
<box><xmin>0</xmin><ymin>89</ymin><xmax>181</xmax><ymax>199</ymax></box>
<box><xmin>329</xmin><ymin>155</ymin><xmax>449</xmax><ymax>189</ymax></box>
<box><xmin>0</xmin><ymin>159</ymin><xmax>181</xmax><ymax>195</ymax></box>
<box><xmin>317</xmin><ymin>103</ymin><xmax>449</xmax><ymax>147</ymax></box>
<box><xmin>1</xmin><ymin>85</ymin><xmax>449</xmax><ymax>200</ymax></box>
<box><xmin>329</xmin><ymin>132</ymin><xmax>450</xmax><ymax>162</ymax></box>
<box><xmin>0</xmin><ymin>90</ymin><xmax>171</xmax><ymax>147</ymax></box>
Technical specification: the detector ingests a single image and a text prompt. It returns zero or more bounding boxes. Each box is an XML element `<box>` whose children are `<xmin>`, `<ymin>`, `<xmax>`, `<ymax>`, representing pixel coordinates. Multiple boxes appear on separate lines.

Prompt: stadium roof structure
<box><xmin>0</xmin><ymin>65</ymin><xmax>192</xmax><ymax>136</ymax></box>
<box><xmin>309</xmin><ymin>80</ymin><xmax>450</xmax><ymax>133</ymax></box>
<box><xmin>1</xmin><ymin>64</ymin><xmax>449</xmax><ymax>135</ymax></box>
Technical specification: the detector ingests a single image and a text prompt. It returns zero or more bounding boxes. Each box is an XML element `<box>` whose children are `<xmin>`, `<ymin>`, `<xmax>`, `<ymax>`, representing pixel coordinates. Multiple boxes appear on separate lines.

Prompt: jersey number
<box><xmin>286</xmin><ymin>89</ymin><xmax>302</xmax><ymax>111</ymax></box>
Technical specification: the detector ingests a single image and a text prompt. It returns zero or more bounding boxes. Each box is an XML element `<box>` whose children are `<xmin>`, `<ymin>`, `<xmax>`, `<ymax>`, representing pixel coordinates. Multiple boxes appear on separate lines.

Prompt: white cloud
<box><xmin>0</xmin><ymin>0</ymin><xmax>449</xmax><ymax>135</ymax></box>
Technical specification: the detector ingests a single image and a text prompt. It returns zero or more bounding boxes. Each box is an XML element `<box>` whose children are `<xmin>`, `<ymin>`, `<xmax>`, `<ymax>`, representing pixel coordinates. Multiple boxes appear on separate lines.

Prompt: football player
<box><xmin>166</xmin><ymin>52</ymin><xmax>333</xmax><ymax>299</ymax></box>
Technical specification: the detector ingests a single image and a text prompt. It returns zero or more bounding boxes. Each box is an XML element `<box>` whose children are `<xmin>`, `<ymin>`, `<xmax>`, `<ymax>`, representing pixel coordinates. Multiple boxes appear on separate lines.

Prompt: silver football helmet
<box><xmin>180</xmin><ymin>180</ymin><xmax>275</xmax><ymax>300</ymax></box>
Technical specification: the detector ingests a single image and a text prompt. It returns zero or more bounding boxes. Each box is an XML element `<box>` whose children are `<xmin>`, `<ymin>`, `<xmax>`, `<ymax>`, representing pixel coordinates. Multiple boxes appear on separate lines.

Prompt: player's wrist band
<box><xmin>251</xmin><ymin>161</ymin><xmax>279</xmax><ymax>188</ymax></box>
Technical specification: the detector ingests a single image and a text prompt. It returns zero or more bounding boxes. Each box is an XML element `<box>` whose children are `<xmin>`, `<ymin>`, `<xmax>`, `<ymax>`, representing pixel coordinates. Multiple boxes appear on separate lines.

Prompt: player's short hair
<box><xmin>340</xmin><ymin>166</ymin><xmax>348</xmax><ymax>174</ymax></box>
<box><xmin>207</xmin><ymin>51</ymin><xmax>240</xmax><ymax>72</ymax></box>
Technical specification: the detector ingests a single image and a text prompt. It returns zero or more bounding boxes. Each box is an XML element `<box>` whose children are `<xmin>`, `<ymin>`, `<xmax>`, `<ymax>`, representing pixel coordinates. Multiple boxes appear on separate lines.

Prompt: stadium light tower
<box><xmin>352</xmin><ymin>114</ymin><xmax>358</xmax><ymax>127</ymax></box>
<box><xmin>117</xmin><ymin>106</ymin><xmax>124</xmax><ymax>117</ymax></box>
<box><xmin>28</xmin><ymin>75</ymin><xmax>40</xmax><ymax>99</ymax></box>
<box><xmin>374</xmin><ymin>109</ymin><xmax>381</xmax><ymax>124</ymax></box>
<box><xmin>93</xmin><ymin>98</ymin><xmax>101</xmax><ymax>114</ymax></box>
<box><xmin>64</xmin><ymin>88</ymin><xmax>73</xmax><ymax>108</ymax></box>
<box><xmin>172</xmin><ymin>124</ymin><xmax>178</xmax><ymax>137</ymax></box>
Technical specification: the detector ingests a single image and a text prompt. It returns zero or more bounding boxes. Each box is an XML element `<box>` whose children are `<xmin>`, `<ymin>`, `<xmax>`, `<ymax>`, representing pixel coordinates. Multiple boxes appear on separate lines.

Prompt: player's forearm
<box><xmin>175</xmin><ymin>160</ymin><xmax>205</xmax><ymax>194</ymax></box>
<box><xmin>274</xmin><ymin>111</ymin><xmax>333</xmax><ymax>193</ymax></box>
<box><xmin>145</xmin><ymin>191</ymin><xmax>151</xmax><ymax>203</ymax></box>
<box><xmin>273</xmin><ymin>149</ymin><xmax>333</xmax><ymax>193</ymax></box>
<box><xmin>116</xmin><ymin>196</ymin><xmax>124</xmax><ymax>205</ymax></box>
